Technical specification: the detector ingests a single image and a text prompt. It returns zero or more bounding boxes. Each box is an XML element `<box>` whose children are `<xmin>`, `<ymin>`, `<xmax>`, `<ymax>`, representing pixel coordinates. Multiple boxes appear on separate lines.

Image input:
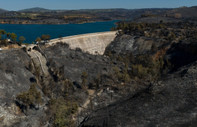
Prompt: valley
<box><xmin>1</xmin><ymin>5</ymin><xmax>197</xmax><ymax>127</ymax></box>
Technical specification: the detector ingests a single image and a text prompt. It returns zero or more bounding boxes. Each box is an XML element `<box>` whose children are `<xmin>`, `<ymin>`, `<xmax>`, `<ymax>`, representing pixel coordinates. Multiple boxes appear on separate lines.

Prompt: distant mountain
<box><xmin>165</xmin><ymin>6</ymin><xmax>197</xmax><ymax>18</ymax></box>
<box><xmin>18</xmin><ymin>7</ymin><xmax>52</xmax><ymax>12</ymax></box>
<box><xmin>0</xmin><ymin>8</ymin><xmax>8</xmax><ymax>13</ymax></box>
<box><xmin>1</xmin><ymin>6</ymin><xmax>197</xmax><ymax>24</ymax></box>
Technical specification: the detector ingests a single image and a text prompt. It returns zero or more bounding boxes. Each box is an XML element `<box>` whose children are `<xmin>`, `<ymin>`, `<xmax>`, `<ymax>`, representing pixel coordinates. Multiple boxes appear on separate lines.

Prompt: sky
<box><xmin>0</xmin><ymin>0</ymin><xmax>197</xmax><ymax>11</ymax></box>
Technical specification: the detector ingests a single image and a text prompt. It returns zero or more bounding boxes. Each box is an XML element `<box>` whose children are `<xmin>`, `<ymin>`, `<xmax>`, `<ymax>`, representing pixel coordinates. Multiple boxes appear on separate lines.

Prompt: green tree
<box><xmin>16</xmin><ymin>84</ymin><xmax>42</xmax><ymax>109</ymax></box>
<box><xmin>35</xmin><ymin>37</ymin><xmax>42</xmax><ymax>43</ymax></box>
<box><xmin>0</xmin><ymin>30</ymin><xmax>6</xmax><ymax>34</ymax></box>
<box><xmin>49</xmin><ymin>98</ymin><xmax>78</xmax><ymax>127</ymax></box>
<box><xmin>7</xmin><ymin>33</ymin><xmax>17</xmax><ymax>42</ymax></box>
<box><xmin>0</xmin><ymin>30</ymin><xmax>6</xmax><ymax>40</ymax></box>
<box><xmin>41</xmin><ymin>34</ymin><xmax>50</xmax><ymax>42</ymax></box>
<box><xmin>10</xmin><ymin>33</ymin><xmax>17</xmax><ymax>42</ymax></box>
<box><xmin>18</xmin><ymin>36</ymin><xmax>26</xmax><ymax>45</ymax></box>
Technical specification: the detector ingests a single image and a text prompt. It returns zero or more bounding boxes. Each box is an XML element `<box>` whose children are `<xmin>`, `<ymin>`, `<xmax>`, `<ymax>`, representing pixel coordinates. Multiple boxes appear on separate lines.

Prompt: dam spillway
<box><xmin>48</xmin><ymin>31</ymin><xmax>117</xmax><ymax>55</ymax></box>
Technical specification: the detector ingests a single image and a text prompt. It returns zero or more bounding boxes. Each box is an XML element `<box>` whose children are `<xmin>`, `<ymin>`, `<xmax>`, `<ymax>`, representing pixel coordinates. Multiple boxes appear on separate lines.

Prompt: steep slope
<box><xmin>27</xmin><ymin>47</ymin><xmax>49</xmax><ymax>78</ymax></box>
<box><xmin>0</xmin><ymin>49</ymin><xmax>40</xmax><ymax>126</ymax></box>
<box><xmin>80</xmin><ymin>23</ymin><xmax>197</xmax><ymax>127</ymax></box>
<box><xmin>42</xmin><ymin>42</ymin><xmax>114</xmax><ymax>84</ymax></box>
<box><xmin>80</xmin><ymin>61</ymin><xmax>197</xmax><ymax>127</ymax></box>
<box><xmin>2</xmin><ymin>20</ymin><xmax>197</xmax><ymax>126</ymax></box>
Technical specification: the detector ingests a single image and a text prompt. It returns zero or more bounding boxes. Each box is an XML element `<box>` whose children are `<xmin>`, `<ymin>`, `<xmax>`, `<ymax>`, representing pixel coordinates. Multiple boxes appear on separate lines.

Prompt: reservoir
<box><xmin>0</xmin><ymin>20</ymin><xmax>117</xmax><ymax>43</ymax></box>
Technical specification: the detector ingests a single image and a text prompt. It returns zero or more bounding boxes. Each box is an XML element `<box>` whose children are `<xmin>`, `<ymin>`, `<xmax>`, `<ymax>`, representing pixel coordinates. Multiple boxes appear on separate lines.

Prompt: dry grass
<box><xmin>1</xmin><ymin>44</ymin><xmax>21</xmax><ymax>50</ymax></box>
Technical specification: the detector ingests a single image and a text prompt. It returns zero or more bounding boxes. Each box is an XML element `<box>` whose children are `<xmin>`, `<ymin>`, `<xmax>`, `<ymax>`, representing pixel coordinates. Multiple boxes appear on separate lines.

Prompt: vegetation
<box><xmin>18</xmin><ymin>36</ymin><xmax>26</xmax><ymax>45</ymax></box>
<box><xmin>2</xmin><ymin>7</ymin><xmax>197</xmax><ymax>127</ymax></box>
<box><xmin>0</xmin><ymin>29</ymin><xmax>26</xmax><ymax>47</ymax></box>
<box><xmin>109</xmin><ymin>52</ymin><xmax>169</xmax><ymax>82</ymax></box>
<box><xmin>35</xmin><ymin>37</ymin><xmax>41</xmax><ymax>43</ymax></box>
<box><xmin>0</xmin><ymin>8</ymin><xmax>164</xmax><ymax>24</ymax></box>
<box><xmin>16</xmin><ymin>83</ymin><xmax>42</xmax><ymax>109</ymax></box>
<box><xmin>32</xmin><ymin>62</ymin><xmax>79</xmax><ymax>127</ymax></box>
<box><xmin>0</xmin><ymin>30</ymin><xmax>7</xmax><ymax>46</ymax></box>
<box><xmin>112</xmin><ymin>21</ymin><xmax>197</xmax><ymax>43</ymax></box>
<box><xmin>34</xmin><ymin>34</ymin><xmax>51</xmax><ymax>43</ymax></box>
<box><xmin>48</xmin><ymin>98</ymin><xmax>78</xmax><ymax>127</ymax></box>
<box><xmin>9</xmin><ymin>33</ymin><xmax>17</xmax><ymax>42</ymax></box>
<box><xmin>41</xmin><ymin>34</ymin><xmax>50</xmax><ymax>42</ymax></box>
<box><xmin>109</xmin><ymin>22</ymin><xmax>192</xmax><ymax>81</ymax></box>
<box><xmin>81</xmin><ymin>71</ymin><xmax>88</xmax><ymax>89</ymax></box>
<box><xmin>113</xmin><ymin>66</ymin><xmax>131</xmax><ymax>83</ymax></box>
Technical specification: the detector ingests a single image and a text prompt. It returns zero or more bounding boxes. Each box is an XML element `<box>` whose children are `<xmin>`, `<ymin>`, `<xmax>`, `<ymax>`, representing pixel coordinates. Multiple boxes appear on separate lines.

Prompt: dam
<box><xmin>48</xmin><ymin>31</ymin><xmax>117</xmax><ymax>55</ymax></box>
<box><xmin>26</xmin><ymin>31</ymin><xmax>117</xmax><ymax>79</ymax></box>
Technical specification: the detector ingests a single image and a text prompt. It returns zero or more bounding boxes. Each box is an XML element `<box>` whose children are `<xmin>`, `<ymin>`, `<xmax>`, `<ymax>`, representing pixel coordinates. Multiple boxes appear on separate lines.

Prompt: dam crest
<box><xmin>48</xmin><ymin>31</ymin><xmax>117</xmax><ymax>55</ymax></box>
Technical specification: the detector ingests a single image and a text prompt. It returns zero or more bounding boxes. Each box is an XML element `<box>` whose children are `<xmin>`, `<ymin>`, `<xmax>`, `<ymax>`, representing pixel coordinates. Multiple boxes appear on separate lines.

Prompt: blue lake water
<box><xmin>0</xmin><ymin>20</ymin><xmax>117</xmax><ymax>43</ymax></box>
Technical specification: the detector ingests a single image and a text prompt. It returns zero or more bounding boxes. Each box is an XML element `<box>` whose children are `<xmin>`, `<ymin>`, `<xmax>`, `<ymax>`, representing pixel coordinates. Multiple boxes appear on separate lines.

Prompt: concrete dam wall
<box><xmin>48</xmin><ymin>31</ymin><xmax>117</xmax><ymax>55</ymax></box>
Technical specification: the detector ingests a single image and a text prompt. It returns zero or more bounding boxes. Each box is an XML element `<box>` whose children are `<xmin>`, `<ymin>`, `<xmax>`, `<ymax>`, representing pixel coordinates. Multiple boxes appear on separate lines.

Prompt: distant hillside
<box><xmin>19</xmin><ymin>7</ymin><xmax>52</xmax><ymax>12</ymax></box>
<box><xmin>0</xmin><ymin>6</ymin><xmax>197</xmax><ymax>24</ymax></box>
<box><xmin>0</xmin><ymin>8</ymin><xmax>8</xmax><ymax>13</ymax></box>
<box><xmin>0</xmin><ymin>8</ymin><xmax>171</xmax><ymax>24</ymax></box>
<box><xmin>166</xmin><ymin>6</ymin><xmax>197</xmax><ymax>18</ymax></box>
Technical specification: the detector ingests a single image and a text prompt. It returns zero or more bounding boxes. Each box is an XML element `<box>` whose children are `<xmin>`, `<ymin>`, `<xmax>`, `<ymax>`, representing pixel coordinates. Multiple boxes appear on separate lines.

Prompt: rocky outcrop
<box><xmin>0</xmin><ymin>48</ymin><xmax>52</xmax><ymax>127</ymax></box>
<box><xmin>27</xmin><ymin>46</ymin><xmax>50</xmax><ymax>78</ymax></box>
<box><xmin>166</xmin><ymin>40</ymin><xmax>197</xmax><ymax>71</ymax></box>
<box><xmin>104</xmin><ymin>34</ymin><xmax>165</xmax><ymax>56</ymax></box>
<box><xmin>42</xmin><ymin>42</ymin><xmax>114</xmax><ymax>86</ymax></box>
<box><xmin>0</xmin><ymin>49</ymin><xmax>36</xmax><ymax>126</ymax></box>
<box><xmin>49</xmin><ymin>31</ymin><xmax>117</xmax><ymax>55</ymax></box>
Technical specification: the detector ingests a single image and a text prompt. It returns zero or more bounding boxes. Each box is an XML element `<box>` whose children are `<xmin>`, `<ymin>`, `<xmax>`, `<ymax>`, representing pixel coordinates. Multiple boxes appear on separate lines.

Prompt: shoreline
<box><xmin>0</xmin><ymin>20</ymin><xmax>118</xmax><ymax>44</ymax></box>
<box><xmin>0</xmin><ymin>20</ymin><xmax>119</xmax><ymax>25</ymax></box>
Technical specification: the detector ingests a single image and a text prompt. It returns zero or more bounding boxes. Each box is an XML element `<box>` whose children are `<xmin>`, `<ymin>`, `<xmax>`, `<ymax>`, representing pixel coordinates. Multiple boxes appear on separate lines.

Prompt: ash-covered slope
<box><xmin>42</xmin><ymin>42</ymin><xmax>114</xmax><ymax>86</ymax></box>
<box><xmin>0</xmin><ymin>30</ymin><xmax>122</xmax><ymax>126</ymax></box>
<box><xmin>80</xmin><ymin>61</ymin><xmax>197</xmax><ymax>127</ymax></box>
<box><xmin>80</xmin><ymin>22</ymin><xmax>197</xmax><ymax>127</ymax></box>
<box><xmin>0</xmin><ymin>49</ymin><xmax>43</xmax><ymax>126</ymax></box>
<box><xmin>0</xmin><ymin>49</ymin><xmax>33</xmax><ymax>99</ymax></box>
<box><xmin>105</xmin><ymin>34</ymin><xmax>158</xmax><ymax>55</ymax></box>
<box><xmin>2</xmin><ymin>21</ymin><xmax>197</xmax><ymax>127</ymax></box>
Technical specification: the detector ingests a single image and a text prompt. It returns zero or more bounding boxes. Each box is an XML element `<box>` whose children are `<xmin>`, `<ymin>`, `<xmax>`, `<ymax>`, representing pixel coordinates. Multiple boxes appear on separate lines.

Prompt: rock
<box><xmin>166</xmin><ymin>40</ymin><xmax>197</xmax><ymax>70</ymax></box>
<box><xmin>43</xmin><ymin>42</ymin><xmax>114</xmax><ymax>86</ymax></box>
<box><xmin>104</xmin><ymin>34</ymin><xmax>166</xmax><ymax>56</ymax></box>
<box><xmin>0</xmin><ymin>49</ymin><xmax>48</xmax><ymax>127</ymax></box>
<box><xmin>0</xmin><ymin>49</ymin><xmax>36</xmax><ymax>126</ymax></box>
